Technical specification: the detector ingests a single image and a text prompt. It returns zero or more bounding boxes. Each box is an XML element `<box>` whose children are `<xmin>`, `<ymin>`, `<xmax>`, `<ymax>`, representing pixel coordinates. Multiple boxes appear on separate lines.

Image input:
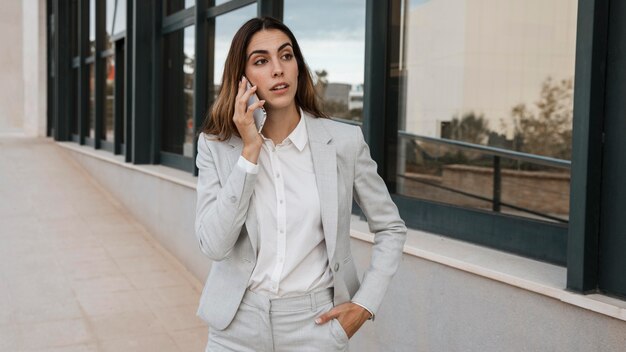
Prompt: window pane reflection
<box><xmin>284</xmin><ymin>0</ymin><xmax>365</xmax><ymax>121</ymax></box>
<box><xmin>88</xmin><ymin>64</ymin><xmax>95</xmax><ymax>139</ymax></box>
<box><xmin>89</xmin><ymin>0</ymin><xmax>95</xmax><ymax>56</ymax></box>
<box><xmin>395</xmin><ymin>0</ymin><xmax>577</xmax><ymax>222</ymax></box>
<box><xmin>162</xmin><ymin>25</ymin><xmax>195</xmax><ymax>157</ymax></box>
<box><xmin>104</xmin><ymin>56</ymin><xmax>115</xmax><ymax>142</ymax></box>
<box><xmin>213</xmin><ymin>3</ymin><xmax>257</xmax><ymax>93</ymax></box>
<box><xmin>106</xmin><ymin>0</ymin><xmax>127</xmax><ymax>50</ymax></box>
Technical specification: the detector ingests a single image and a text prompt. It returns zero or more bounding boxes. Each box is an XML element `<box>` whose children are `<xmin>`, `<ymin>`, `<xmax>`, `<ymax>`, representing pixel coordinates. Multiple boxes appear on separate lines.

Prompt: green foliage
<box><xmin>512</xmin><ymin>77</ymin><xmax>573</xmax><ymax>160</ymax></box>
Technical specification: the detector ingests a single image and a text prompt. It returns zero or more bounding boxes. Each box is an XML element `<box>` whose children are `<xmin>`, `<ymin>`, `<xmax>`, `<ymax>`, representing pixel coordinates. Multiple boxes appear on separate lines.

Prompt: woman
<box><xmin>195</xmin><ymin>17</ymin><xmax>406</xmax><ymax>352</ymax></box>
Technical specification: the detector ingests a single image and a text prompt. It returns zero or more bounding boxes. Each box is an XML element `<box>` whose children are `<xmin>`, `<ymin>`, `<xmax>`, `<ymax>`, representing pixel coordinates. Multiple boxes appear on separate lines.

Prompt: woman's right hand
<box><xmin>234</xmin><ymin>77</ymin><xmax>264</xmax><ymax>163</ymax></box>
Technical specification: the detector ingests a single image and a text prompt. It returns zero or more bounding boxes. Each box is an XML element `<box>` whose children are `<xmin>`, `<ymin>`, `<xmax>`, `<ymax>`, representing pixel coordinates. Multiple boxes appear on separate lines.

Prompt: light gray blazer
<box><xmin>195</xmin><ymin>112</ymin><xmax>407</xmax><ymax>330</ymax></box>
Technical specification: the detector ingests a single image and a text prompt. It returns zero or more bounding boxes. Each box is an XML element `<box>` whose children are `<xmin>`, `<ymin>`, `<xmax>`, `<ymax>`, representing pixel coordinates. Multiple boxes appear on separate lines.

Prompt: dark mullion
<box><xmin>47</xmin><ymin>0</ymin><xmax>54</xmax><ymax>137</ymax></box>
<box><xmin>566</xmin><ymin>0</ymin><xmax>609</xmax><ymax>293</ymax></box>
<box><xmin>382</xmin><ymin>0</ymin><xmax>402</xmax><ymax>194</ymax></box>
<box><xmin>162</xmin><ymin>6</ymin><xmax>195</xmax><ymax>34</ymax></box>
<box><xmin>363</xmin><ymin>0</ymin><xmax>389</xmax><ymax>179</ymax></box>
<box><xmin>206</xmin><ymin>0</ymin><xmax>255</xmax><ymax>18</ymax></box>
<box><xmin>78</xmin><ymin>0</ymin><xmax>89</xmax><ymax>145</ymax></box>
<box><xmin>124</xmin><ymin>0</ymin><xmax>133</xmax><ymax>162</ymax></box>
<box><xmin>131</xmin><ymin>0</ymin><xmax>157</xmax><ymax>164</ymax></box>
<box><xmin>152</xmin><ymin>0</ymin><xmax>164</xmax><ymax>164</ymax></box>
<box><xmin>52</xmin><ymin>0</ymin><xmax>71</xmax><ymax>141</ymax></box>
<box><xmin>258</xmin><ymin>0</ymin><xmax>283</xmax><ymax>20</ymax></box>
<box><xmin>193</xmin><ymin>0</ymin><xmax>211</xmax><ymax>176</ymax></box>
<box><xmin>94</xmin><ymin>0</ymin><xmax>105</xmax><ymax>149</ymax></box>
<box><xmin>114</xmin><ymin>39</ymin><xmax>125</xmax><ymax>155</ymax></box>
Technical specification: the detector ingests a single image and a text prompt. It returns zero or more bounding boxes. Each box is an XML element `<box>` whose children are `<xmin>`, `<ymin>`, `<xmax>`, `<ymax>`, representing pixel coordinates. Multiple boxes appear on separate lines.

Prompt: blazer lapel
<box><xmin>305</xmin><ymin>114</ymin><xmax>339</xmax><ymax>261</ymax></box>
<box><xmin>226</xmin><ymin>136</ymin><xmax>259</xmax><ymax>255</ymax></box>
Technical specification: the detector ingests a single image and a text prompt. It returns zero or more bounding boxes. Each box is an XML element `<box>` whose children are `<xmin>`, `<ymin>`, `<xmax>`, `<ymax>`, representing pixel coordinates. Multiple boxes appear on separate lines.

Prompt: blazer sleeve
<box><xmin>195</xmin><ymin>134</ymin><xmax>258</xmax><ymax>261</ymax></box>
<box><xmin>350</xmin><ymin>127</ymin><xmax>407</xmax><ymax>315</ymax></box>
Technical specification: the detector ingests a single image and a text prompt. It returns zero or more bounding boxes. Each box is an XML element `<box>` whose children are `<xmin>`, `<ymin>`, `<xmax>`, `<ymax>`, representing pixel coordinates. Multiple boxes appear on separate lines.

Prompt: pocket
<box><xmin>329</xmin><ymin>318</ymin><xmax>349</xmax><ymax>343</ymax></box>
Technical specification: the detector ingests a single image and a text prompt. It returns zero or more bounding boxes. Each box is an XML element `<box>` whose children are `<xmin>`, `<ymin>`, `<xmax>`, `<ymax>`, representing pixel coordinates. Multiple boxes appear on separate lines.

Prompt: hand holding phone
<box><xmin>246</xmin><ymin>81</ymin><xmax>267</xmax><ymax>133</ymax></box>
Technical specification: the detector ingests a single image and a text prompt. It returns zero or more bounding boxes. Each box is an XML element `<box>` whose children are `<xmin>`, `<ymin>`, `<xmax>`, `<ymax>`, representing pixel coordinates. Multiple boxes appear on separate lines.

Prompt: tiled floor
<box><xmin>0</xmin><ymin>136</ymin><xmax>207</xmax><ymax>351</ymax></box>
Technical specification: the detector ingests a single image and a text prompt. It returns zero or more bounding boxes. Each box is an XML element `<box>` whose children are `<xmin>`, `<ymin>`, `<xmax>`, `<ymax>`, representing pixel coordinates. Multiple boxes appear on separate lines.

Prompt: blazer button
<box><xmin>229</xmin><ymin>196</ymin><xmax>237</xmax><ymax>203</ymax></box>
<box><xmin>334</xmin><ymin>263</ymin><xmax>340</xmax><ymax>272</ymax></box>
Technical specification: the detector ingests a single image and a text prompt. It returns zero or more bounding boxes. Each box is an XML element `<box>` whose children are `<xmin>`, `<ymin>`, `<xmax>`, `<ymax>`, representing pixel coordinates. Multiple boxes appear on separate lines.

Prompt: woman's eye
<box><xmin>282</xmin><ymin>53</ymin><xmax>293</xmax><ymax>61</ymax></box>
<box><xmin>253</xmin><ymin>58</ymin><xmax>268</xmax><ymax>65</ymax></box>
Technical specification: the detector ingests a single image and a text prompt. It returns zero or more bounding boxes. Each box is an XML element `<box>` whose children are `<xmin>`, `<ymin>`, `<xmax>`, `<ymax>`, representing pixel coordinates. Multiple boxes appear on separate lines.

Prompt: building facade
<box><xmin>10</xmin><ymin>0</ymin><xmax>625</xmax><ymax>350</ymax></box>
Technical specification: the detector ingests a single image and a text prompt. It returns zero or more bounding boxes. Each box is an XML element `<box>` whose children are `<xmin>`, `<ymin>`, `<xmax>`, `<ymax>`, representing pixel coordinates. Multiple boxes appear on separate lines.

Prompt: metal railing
<box><xmin>399</xmin><ymin>131</ymin><xmax>570</xmax><ymax>223</ymax></box>
<box><xmin>330</xmin><ymin>117</ymin><xmax>571</xmax><ymax>223</ymax></box>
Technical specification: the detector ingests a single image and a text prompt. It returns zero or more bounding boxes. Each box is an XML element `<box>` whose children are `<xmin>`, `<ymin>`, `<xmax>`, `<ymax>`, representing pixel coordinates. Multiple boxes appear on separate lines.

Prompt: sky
<box><xmin>208</xmin><ymin>0</ymin><xmax>366</xmax><ymax>86</ymax></box>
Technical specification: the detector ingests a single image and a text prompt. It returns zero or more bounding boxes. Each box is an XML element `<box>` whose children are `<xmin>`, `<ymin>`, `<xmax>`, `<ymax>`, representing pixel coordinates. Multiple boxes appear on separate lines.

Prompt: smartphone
<box><xmin>246</xmin><ymin>81</ymin><xmax>267</xmax><ymax>133</ymax></box>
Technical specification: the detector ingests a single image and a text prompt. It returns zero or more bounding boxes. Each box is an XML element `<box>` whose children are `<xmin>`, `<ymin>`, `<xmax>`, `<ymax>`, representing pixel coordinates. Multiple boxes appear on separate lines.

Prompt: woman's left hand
<box><xmin>315</xmin><ymin>302</ymin><xmax>372</xmax><ymax>339</ymax></box>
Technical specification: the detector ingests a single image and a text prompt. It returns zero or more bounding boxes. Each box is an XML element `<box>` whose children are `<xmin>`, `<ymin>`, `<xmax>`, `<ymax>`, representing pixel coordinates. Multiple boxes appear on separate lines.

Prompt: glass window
<box><xmin>89</xmin><ymin>0</ymin><xmax>96</xmax><ymax>56</ymax></box>
<box><xmin>106</xmin><ymin>0</ymin><xmax>127</xmax><ymax>50</ymax></box>
<box><xmin>213</xmin><ymin>3</ymin><xmax>257</xmax><ymax>93</ymax></box>
<box><xmin>88</xmin><ymin>64</ymin><xmax>95</xmax><ymax>139</ymax></box>
<box><xmin>284</xmin><ymin>0</ymin><xmax>366</xmax><ymax>121</ymax></box>
<box><xmin>165</xmin><ymin>0</ymin><xmax>196</xmax><ymax>16</ymax></box>
<box><xmin>161</xmin><ymin>25</ymin><xmax>195</xmax><ymax>157</ymax></box>
<box><xmin>394</xmin><ymin>0</ymin><xmax>577</xmax><ymax>222</ymax></box>
<box><xmin>104</xmin><ymin>56</ymin><xmax>115</xmax><ymax>142</ymax></box>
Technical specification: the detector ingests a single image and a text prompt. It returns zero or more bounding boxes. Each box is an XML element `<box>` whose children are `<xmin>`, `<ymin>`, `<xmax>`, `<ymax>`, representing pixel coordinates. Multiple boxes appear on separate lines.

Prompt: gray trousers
<box><xmin>206</xmin><ymin>288</ymin><xmax>350</xmax><ymax>352</ymax></box>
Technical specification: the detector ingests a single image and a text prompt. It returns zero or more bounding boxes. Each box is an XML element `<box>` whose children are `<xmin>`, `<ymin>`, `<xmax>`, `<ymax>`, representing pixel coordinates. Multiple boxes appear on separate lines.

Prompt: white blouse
<box><xmin>237</xmin><ymin>114</ymin><xmax>333</xmax><ymax>298</ymax></box>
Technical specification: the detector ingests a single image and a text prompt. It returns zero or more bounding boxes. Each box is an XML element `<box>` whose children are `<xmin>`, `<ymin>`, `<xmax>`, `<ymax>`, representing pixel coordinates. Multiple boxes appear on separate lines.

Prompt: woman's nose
<box><xmin>272</xmin><ymin>62</ymin><xmax>284</xmax><ymax>77</ymax></box>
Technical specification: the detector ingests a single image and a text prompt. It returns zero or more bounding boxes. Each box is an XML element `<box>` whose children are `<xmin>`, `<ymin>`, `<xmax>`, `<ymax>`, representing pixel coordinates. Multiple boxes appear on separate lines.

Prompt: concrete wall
<box><xmin>0</xmin><ymin>0</ymin><xmax>47</xmax><ymax>136</ymax></box>
<box><xmin>0</xmin><ymin>1</ymin><xmax>24</xmax><ymax>132</ymax></box>
<box><xmin>22</xmin><ymin>0</ymin><xmax>48</xmax><ymax>137</ymax></box>
<box><xmin>63</xmin><ymin>148</ymin><xmax>626</xmax><ymax>351</ymax></box>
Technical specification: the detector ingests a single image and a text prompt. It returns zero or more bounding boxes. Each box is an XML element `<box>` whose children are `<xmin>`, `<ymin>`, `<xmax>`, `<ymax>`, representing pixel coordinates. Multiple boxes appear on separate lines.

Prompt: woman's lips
<box><xmin>269</xmin><ymin>84</ymin><xmax>289</xmax><ymax>95</ymax></box>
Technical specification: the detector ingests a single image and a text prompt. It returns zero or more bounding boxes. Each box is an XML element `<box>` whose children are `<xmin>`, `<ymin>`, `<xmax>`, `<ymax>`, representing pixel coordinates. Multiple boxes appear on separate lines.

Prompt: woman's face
<box><xmin>244</xmin><ymin>29</ymin><xmax>299</xmax><ymax>112</ymax></box>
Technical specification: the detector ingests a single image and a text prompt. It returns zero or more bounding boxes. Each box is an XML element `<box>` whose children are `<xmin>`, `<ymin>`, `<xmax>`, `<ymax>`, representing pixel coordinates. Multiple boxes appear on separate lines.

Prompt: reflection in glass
<box><xmin>88</xmin><ymin>64</ymin><xmax>95</xmax><ymax>139</ymax></box>
<box><xmin>89</xmin><ymin>0</ymin><xmax>96</xmax><ymax>56</ymax></box>
<box><xmin>104</xmin><ymin>56</ymin><xmax>115</xmax><ymax>142</ymax></box>
<box><xmin>284</xmin><ymin>0</ymin><xmax>365</xmax><ymax>121</ymax></box>
<box><xmin>395</xmin><ymin>0</ymin><xmax>577</xmax><ymax>222</ymax></box>
<box><xmin>213</xmin><ymin>3</ymin><xmax>257</xmax><ymax>93</ymax></box>
<box><xmin>165</xmin><ymin>0</ymin><xmax>196</xmax><ymax>16</ymax></box>
<box><xmin>106</xmin><ymin>0</ymin><xmax>127</xmax><ymax>50</ymax></box>
<box><xmin>161</xmin><ymin>26</ymin><xmax>195</xmax><ymax>157</ymax></box>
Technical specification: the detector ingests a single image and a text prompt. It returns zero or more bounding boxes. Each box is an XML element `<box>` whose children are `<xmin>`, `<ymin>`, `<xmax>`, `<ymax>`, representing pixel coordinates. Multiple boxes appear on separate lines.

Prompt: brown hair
<box><xmin>198</xmin><ymin>16</ymin><xmax>327</xmax><ymax>141</ymax></box>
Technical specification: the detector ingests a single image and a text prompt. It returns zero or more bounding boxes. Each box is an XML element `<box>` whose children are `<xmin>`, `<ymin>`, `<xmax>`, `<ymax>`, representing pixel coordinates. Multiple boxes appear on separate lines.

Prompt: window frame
<box><xmin>362</xmin><ymin>0</ymin><xmax>573</xmax><ymax>265</ymax></box>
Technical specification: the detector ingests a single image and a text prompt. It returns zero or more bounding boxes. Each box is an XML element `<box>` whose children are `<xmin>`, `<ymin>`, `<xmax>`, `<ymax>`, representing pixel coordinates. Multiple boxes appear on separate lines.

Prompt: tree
<box><xmin>511</xmin><ymin>77</ymin><xmax>573</xmax><ymax>160</ymax></box>
<box><xmin>314</xmin><ymin>69</ymin><xmax>328</xmax><ymax>98</ymax></box>
<box><xmin>445</xmin><ymin>112</ymin><xmax>490</xmax><ymax>145</ymax></box>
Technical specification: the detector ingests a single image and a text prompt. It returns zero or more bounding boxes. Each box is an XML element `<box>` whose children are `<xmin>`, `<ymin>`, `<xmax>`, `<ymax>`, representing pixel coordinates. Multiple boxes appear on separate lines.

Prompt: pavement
<box><xmin>0</xmin><ymin>136</ymin><xmax>208</xmax><ymax>351</ymax></box>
